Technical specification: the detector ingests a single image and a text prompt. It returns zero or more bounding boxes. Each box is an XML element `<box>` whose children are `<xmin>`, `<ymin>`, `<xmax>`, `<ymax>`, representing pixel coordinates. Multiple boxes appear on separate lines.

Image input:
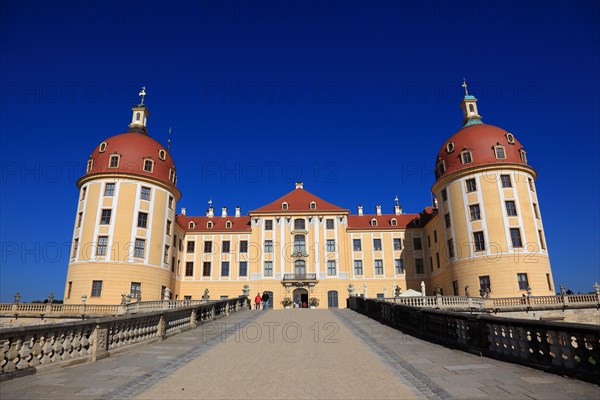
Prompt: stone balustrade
<box><xmin>383</xmin><ymin>295</ymin><xmax>486</xmax><ymax>310</ymax></box>
<box><xmin>0</xmin><ymin>297</ymin><xmax>249</xmax><ymax>379</ymax></box>
<box><xmin>491</xmin><ymin>294</ymin><xmax>600</xmax><ymax>309</ymax></box>
<box><xmin>348</xmin><ymin>296</ymin><xmax>600</xmax><ymax>384</ymax></box>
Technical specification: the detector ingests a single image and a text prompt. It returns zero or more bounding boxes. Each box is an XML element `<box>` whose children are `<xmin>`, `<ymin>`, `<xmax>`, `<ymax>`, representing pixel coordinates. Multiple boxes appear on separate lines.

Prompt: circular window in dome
<box><xmin>99</xmin><ymin>142</ymin><xmax>107</xmax><ymax>153</ymax></box>
<box><xmin>446</xmin><ymin>142</ymin><xmax>455</xmax><ymax>153</ymax></box>
<box><xmin>159</xmin><ymin>149</ymin><xmax>166</xmax><ymax>160</ymax></box>
<box><xmin>506</xmin><ymin>133</ymin><xmax>515</xmax><ymax>144</ymax></box>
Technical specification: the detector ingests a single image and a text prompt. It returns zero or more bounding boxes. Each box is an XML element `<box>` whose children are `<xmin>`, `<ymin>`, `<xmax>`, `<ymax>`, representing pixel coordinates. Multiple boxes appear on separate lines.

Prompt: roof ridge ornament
<box><xmin>462</xmin><ymin>78</ymin><xmax>469</xmax><ymax>96</ymax></box>
<box><xmin>139</xmin><ymin>86</ymin><xmax>147</xmax><ymax>105</ymax></box>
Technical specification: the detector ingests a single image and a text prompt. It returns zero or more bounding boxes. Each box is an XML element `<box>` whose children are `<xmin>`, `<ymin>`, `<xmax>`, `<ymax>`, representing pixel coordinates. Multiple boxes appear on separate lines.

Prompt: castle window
<box><xmin>91</xmin><ymin>280</ymin><xmax>103</xmax><ymax>297</ymax></box>
<box><xmin>240</xmin><ymin>240</ymin><xmax>248</xmax><ymax>253</ymax></box>
<box><xmin>204</xmin><ymin>241</ymin><xmax>213</xmax><ymax>253</ymax></box>
<box><xmin>264</xmin><ymin>261</ymin><xmax>273</xmax><ymax>276</ymax></box>
<box><xmin>391</xmin><ymin>218</ymin><xmax>397</xmax><ymax>226</ymax></box>
<box><xmin>354</xmin><ymin>260</ymin><xmax>363</xmax><ymax>275</ymax></box>
<box><xmin>469</xmin><ymin>204</ymin><xmax>481</xmax><ymax>221</ymax></box>
<box><xmin>353</xmin><ymin>239</ymin><xmax>362</xmax><ymax>251</ymax></box>
<box><xmin>265</xmin><ymin>220</ymin><xmax>273</xmax><ymax>230</ymax></box>
<box><xmin>143</xmin><ymin>159</ymin><xmax>154</xmax><ymax>173</ymax></box>
<box><xmin>517</xmin><ymin>273</ymin><xmax>529</xmax><ymax>290</ymax></box>
<box><xmin>168</xmin><ymin>195</ymin><xmax>173</xmax><ymax>209</ymax></box>
<box><xmin>465</xmin><ymin>178</ymin><xmax>477</xmax><ymax>192</ymax></box>
<box><xmin>264</xmin><ymin>240</ymin><xmax>273</xmax><ymax>253</ymax></box>
<box><xmin>188</xmin><ymin>221</ymin><xmax>195</xmax><ymax>229</ymax></box>
<box><xmin>294</xmin><ymin>235</ymin><xmax>305</xmax><ymax>252</ymax></box>
<box><xmin>473</xmin><ymin>231</ymin><xmax>485</xmax><ymax>252</ymax></box>
<box><xmin>444</xmin><ymin>213</ymin><xmax>451</xmax><ymax>228</ymax></box>
<box><xmin>533</xmin><ymin>203</ymin><xmax>540</xmax><ymax>219</ymax></box>
<box><xmin>393</xmin><ymin>238</ymin><xmax>401</xmax><ymax>250</ymax></box>
<box><xmin>282</xmin><ymin>202</ymin><xmax>288</xmax><ymax>210</ymax></box>
<box><xmin>134</xmin><ymin>239</ymin><xmax>145</xmax><ymax>258</ymax></box>
<box><xmin>239</xmin><ymin>261</ymin><xmax>248</xmax><ymax>277</ymax></box>
<box><xmin>528</xmin><ymin>178</ymin><xmax>535</xmax><ymax>192</ymax></box>
<box><xmin>99</xmin><ymin>142</ymin><xmax>107</xmax><ymax>153</ymax></box>
<box><xmin>100</xmin><ymin>209</ymin><xmax>112</xmax><ymax>225</ymax></box>
<box><xmin>185</xmin><ymin>262</ymin><xmax>194</xmax><ymax>277</ymax></box>
<box><xmin>81</xmin><ymin>187</ymin><xmax>87</xmax><ymax>200</ymax></box>
<box><xmin>415</xmin><ymin>258</ymin><xmax>424</xmax><ymax>274</ymax></box>
<box><xmin>460</xmin><ymin>150</ymin><xmax>472</xmax><ymax>164</ymax></box>
<box><xmin>441</xmin><ymin>188</ymin><xmax>447</xmax><ymax>201</ymax></box>
<box><xmin>538</xmin><ymin>230</ymin><xmax>546</xmax><ymax>250</ymax></box>
<box><xmin>135</xmin><ymin>112</ymin><xmax>141</xmax><ymax>121</ymax></box>
<box><xmin>506</xmin><ymin>133</ymin><xmax>515</xmax><ymax>144</ymax></box>
<box><xmin>109</xmin><ymin>155</ymin><xmax>120</xmax><ymax>168</ymax></box>
<box><xmin>225</xmin><ymin>221</ymin><xmax>232</xmax><ymax>229</ymax></box>
<box><xmin>77</xmin><ymin>212</ymin><xmax>83</xmax><ymax>228</ymax></box>
<box><xmin>469</xmin><ymin>104</ymin><xmax>475</xmax><ymax>113</ymax></box>
<box><xmin>104</xmin><ymin>183</ymin><xmax>115</xmax><ymax>196</ymax></box>
<box><xmin>494</xmin><ymin>145</ymin><xmax>506</xmax><ymax>160</ymax></box>
<box><xmin>447</xmin><ymin>238</ymin><xmax>455</xmax><ymax>258</ymax></box>
<box><xmin>369</xmin><ymin>218</ymin><xmax>378</xmax><ymax>227</ymax></box>
<box><xmin>164</xmin><ymin>245</ymin><xmax>170</xmax><ymax>263</ymax></box>
<box><xmin>413</xmin><ymin>237</ymin><xmax>422</xmax><ymax>250</ymax></box>
<box><xmin>294</xmin><ymin>218</ymin><xmax>305</xmax><ymax>230</ymax></box>
<box><xmin>159</xmin><ymin>149</ymin><xmax>166</xmax><ymax>160</ymax></box>
<box><xmin>186</xmin><ymin>241</ymin><xmax>195</xmax><ymax>253</ymax></box>
<box><xmin>166</xmin><ymin>220</ymin><xmax>172</xmax><ymax>235</ymax></box>
<box><xmin>327</xmin><ymin>239</ymin><xmax>335</xmax><ymax>252</ymax></box>
<box><xmin>505</xmin><ymin>200</ymin><xmax>517</xmax><ymax>216</ymax></box>
<box><xmin>326</xmin><ymin>219</ymin><xmax>334</xmax><ymax>229</ymax></box>
<box><xmin>500</xmin><ymin>174</ymin><xmax>512</xmax><ymax>188</ymax></box>
<box><xmin>437</xmin><ymin>160</ymin><xmax>446</xmax><ymax>175</ymax></box>
<box><xmin>479</xmin><ymin>276</ymin><xmax>491</xmax><ymax>293</ymax></box>
<box><xmin>86</xmin><ymin>159</ymin><xmax>94</xmax><ymax>172</ymax></box>
<box><xmin>446</xmin><ymin>142</ymin><xmax>455</xmax><ymax>153</ymax></box>
<box><xmin>140</xmin><ymin>186</ymin><xmax>151</xmax><ymax>201</ymax></box>
<box><xmin>309</xmin><ymin>201</ymin><xmax>317</xmax><ymax>209</ymax></box>
<box><xmin>395</xmin><ymin>259</ymin><xmax>404</xmax><ymax>274</ymax></box>
<box><xmin>203</xmin><ymin>262</ymin><xmax>211</xmax><ymax>277</ymax></box>
<box><xmin>207</xmin><ymin>221</ymin><xmax>213</xmax><ymax>229</ymax></box>
<box><xmin>222</xmin><ymin>241</ymin><xmax>230</xmax><ymax>253</ymax></box>
<box><xmin>137</xmin><ymin>212</ymin><xmax>148</xmax><ymax>228</ymax></box>
<box><xmin>374</xmin><ymin>259</ymin><xmax>384</xmax><ymax>275</ymax></box>
<box><xmin>373</xmin><ymin>238</ymin><xmax>382</xmax><ymax>251</ymax></box>
<box><xmin>510</xmin><ymin>228</ymin><xmax>523</xmax><ymax>248</ymax></box>
<box><xmin>72</xmin><ymin>238</ymin><xmax>79</xmax><ymax>258</ymax></box>
<box><xmin>520</xmin><ymin>149</ymin><xmax>527</xmax><ymax>164</ymax></box>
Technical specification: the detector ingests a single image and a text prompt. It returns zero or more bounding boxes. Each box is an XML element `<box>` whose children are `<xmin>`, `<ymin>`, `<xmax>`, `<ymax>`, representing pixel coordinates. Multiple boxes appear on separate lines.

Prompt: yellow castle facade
<box><xmin>63</xmin><ymin>86</ymin><xmax>555</xmax><ymax>308</ymax></box>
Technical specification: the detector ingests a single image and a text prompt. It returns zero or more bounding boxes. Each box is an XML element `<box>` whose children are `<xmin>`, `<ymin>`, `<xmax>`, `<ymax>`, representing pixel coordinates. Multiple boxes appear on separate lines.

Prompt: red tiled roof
<box><xmin>436</xmin><ymin>124</ymin><xmax>528</xmax><ymax>178</ymax></box>
<box><xmin>347</xmin><ymin>214</ymin><xmax>419</xmax><ymax>230</ymax></box>
<box><xmin>84</xmin><ymin>132</ymin><xmax>176</xmax><ymax>187</ymax></box>
<box><xmin>176</xmin><ymin>214</ymin><xmax>251</xmax><ymax>232</ymax></box>
<box><xmin>250</xmin><ymin>187</ymin><xmax>348</xmax><ymax>214</ymax></box>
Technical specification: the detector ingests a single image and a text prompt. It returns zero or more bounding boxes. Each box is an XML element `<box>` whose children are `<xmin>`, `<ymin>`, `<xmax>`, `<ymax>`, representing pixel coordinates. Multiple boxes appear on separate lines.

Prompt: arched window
<box><xmin>294</xmin><ymin>234</ymin><xmax>305</xmax><ymax>253</ymax></box>
<box><xmin>371</xmin><ymin>219</ymin><xmax>378</xmax><ymax>227</ymax></box>
<box><xmin>282</xmin><ymin>202</ymin><xmax>288</xmax><ymax>210</ymax></box>
<box><xmin>294</xmin><ymin>260</ymin><xmax>306</xmax><ymax>275</ymax></box>
<box><xmin>86</xmin><ymin>159</ymin><xmax>93</xmax><ymax>172</ymax></box>
<box><xmin>327</xmin><ymin>291</ymin><xmax>339</xmax><ymax>308</ymax></box>
<box><xmin>391</xmin><ymin>218</ymin><xmax>397</xmax><ymax>226</ymax></box>
<box><xmin>99</xmin><ymin>142</ymin><xmax>107</xmax><ymax>153</ymax></box>
<box><xmin>520</xmin><ymin>149</ymin><xmax>528</xmax><ymax>164</ymax></box>
<box><xmin>309</xmin><ymin>201</ymin><xmax>316</xmax><ymax>209</ymax></box>
<box><xmin>136</xmin><ymin>112</ymin><xmax>140</xmax><ymax>121</ymax></box>
<box><xmin>207</xmin><ymin>221</ymin><xmax>213</xmax><ymax>229</ymax></box>
<box><xmin>159</xmin><ymin>149</ymin><xmax>166</xmax><ymax>160</ymax></box>
<box><xmin>225</xmin><ymin>221</ymin><xmax>232</xmax><ymax>229</ymax></box>
<box><xmin>294</xmin><ymin>218</ymin><xmax>305</xmax><ymax>230</ymax></box>
<box><xmin>109</xmin><ymin>155</ymin><xmax>120</xmax><ymax>168</ymax></box>
<box><xmin>469</xmin><ymin>104</ymin><xmax>475</xmax><ymax>112</ymax></box>
<box><xmin>188</xmin><ymin>221</ymin><xmax>195</xmax><ymax>229</ymax></box>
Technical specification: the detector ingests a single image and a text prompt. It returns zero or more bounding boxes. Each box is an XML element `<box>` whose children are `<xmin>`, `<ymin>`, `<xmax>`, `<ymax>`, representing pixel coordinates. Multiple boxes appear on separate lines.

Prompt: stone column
<box><xmin>92</xmin><ymin>323</ymin><xmax>109</xmax><ymax>361</ymax></box>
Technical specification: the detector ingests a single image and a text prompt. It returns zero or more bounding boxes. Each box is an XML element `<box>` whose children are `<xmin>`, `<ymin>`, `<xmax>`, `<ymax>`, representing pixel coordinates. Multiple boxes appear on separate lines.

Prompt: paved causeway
<box><xmin>1</xmin><ymin>309</ymin><xmax>598</xmax><ymax>400</ymax></box>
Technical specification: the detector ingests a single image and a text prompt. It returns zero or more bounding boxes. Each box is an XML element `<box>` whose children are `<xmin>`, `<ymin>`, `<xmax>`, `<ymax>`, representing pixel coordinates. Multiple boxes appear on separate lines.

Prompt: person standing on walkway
<box><xmin>254</xmin><ymin>293</ymin><xmax>262</xmax><ymax>310</ymax></box>
<box><xmin>262</xmin><ymin>292</ymin><xmax>270</xmax><ymax>310</ymax></box>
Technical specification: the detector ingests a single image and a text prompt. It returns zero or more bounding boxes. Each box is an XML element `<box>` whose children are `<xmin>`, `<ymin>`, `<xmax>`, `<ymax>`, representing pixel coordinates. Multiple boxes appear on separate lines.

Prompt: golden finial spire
<box><xmin>139</xmin><ymin>86</ymin><xmax>147</xmax><ymax>105</ymax></box>
<box><xmin>167</xmin><ymin>126</ymin><xmax>172</xmax><ymax>151</ymax></box>
<box><xmin>461</xmin><ymin>78</ymin><xmax>469</xmax><ymax>96</ymax></box>
<box><xmin>395</xmin><ymin>195</ymin><xmax>399</xmax><ymax>206</ymax></box>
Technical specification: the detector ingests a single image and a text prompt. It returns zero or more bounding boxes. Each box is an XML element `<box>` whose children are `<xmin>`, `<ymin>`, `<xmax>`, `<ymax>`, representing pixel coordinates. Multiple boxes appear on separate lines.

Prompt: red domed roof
<box><xmin>435</xmin><ymin>123</ymin><xmax>528</xmax><ymax>179</ymax></box>
<box><xmin>84</xmin><ymin>132</ymin><xmax>176</xmax><ymax>186</ymax></box>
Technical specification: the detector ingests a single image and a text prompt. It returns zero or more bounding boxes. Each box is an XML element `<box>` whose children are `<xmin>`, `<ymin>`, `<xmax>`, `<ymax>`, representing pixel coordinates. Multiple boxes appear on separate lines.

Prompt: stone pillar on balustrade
<box><xmin>91</xmin><ymin>323</ymin><xmax>109</xmax><ymax>361</ymax></box>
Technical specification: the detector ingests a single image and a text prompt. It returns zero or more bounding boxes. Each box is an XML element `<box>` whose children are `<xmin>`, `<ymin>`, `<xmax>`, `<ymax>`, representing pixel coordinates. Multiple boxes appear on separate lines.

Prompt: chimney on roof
<box><xmin>221</xmin><ymin>207</ymin><xmax>227</xmax><ymax>218</ymax></box>
<box><xmin>295</xmin><ymin>182</ymin><xmax>304</xmax><ymax>189</ymax></box>
<box><xmin>181</xmin><ymin>207</ymin><xmax>187</xmax><ymax>216</ymax></box>
<box><xmin>394</xmin><ymin>204</ymin><xmax>403</xmax><ymax>215</ymax></box>
<box><xmin>376</xmin><ymin>205</ymin><xmax>382</xmax><ymax>216</ymax></box>
<box><xmin>358</xmin><ymin>205</ymin><xmax>363</xmax><ymax>216</ymax></box>
<box><xmin>235</xmin><ymin>206</ymin><xmax>241</xmax><ymax>218</ymax></box>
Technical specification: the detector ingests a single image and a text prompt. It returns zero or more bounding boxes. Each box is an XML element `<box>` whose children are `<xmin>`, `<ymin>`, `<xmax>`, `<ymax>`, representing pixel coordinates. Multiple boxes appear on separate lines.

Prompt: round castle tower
<box><xmin>64</xmin><ymin>90</ymin><xmax>180</xmax><ymax>304</ymax></box>
<box><xmin>430</xmin><ymin>82</ymin><xmax>554</xmax><ymax>297</ymax></box>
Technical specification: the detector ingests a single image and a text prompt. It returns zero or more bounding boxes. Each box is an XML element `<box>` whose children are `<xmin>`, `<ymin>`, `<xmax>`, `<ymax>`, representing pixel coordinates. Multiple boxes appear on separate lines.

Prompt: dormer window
<box><xmin>282</xmin><ymin>202</ymin><xmax>288</xmax><ymax>210</ymax></box>
<box><xmin>86</xmin><ymin>158</ymin><xmax>94</xmax><ymax>172</ymax></box>
<box><xmin>309</xmin><ymin>201</ymin><xmax>316</xmax><ymax>209</ymax></box>
<box><xmin>225</xmin><ymin>221</ymin><xmax>232</xmax><ymax>229</ymax></box>
<box><xmin>460</xmin><ymin>150</ymin><xmax>472</xmax><ymax>164</ymax></box>
<box><xmin>159</xmin><ymin>149</ymin><xmax>166</xmax><ymax>160</ymax></box>
<box><xmin>506</xmin><ymin>133</ymin><xmax>515</xmax><ymax>144</ymax></box>
<box><xmin>391</xmin><ymin>218</ymin><xmax>397</xmax><ymax>226</ymax></box>
<box><xmin>520</xmin><ymin>149</ymin><xmax>528</xmax><ymax>164</ymax></box>
<box><xmin>437</xmin><ymin>160</ymin><xmax>446</xmax><ymax>175</ymax></box>
<box><xmin>494</xmin><ymin>145</ymin><xmax>506</xmax><ymax>160</ymax></box>
<box><xmin>99</xmin><ymin>142</ymin><xmax>107</xmax><ymax>153</ymax></box>
<box><xmin>188</xmin><ymin>221</ymin><xmax>195</xmax><ymax>229</ymax></box>
<box><xmin>415</xmin><ymin>218</ymin><xmax>421</xmax><ymax>226</ymax></box>
<box><xmin>446</xmin><ymin>142</ymin><xmax>455</xmax><ymax>153</ymax></box>
<box><xmin>207</xmin><ymin>221</ymin><xmax>213</xmax><ymax>229</ymax></box>
<box><xmin>370</xmin><ymin>219</ymin><xmax>378</xmax><ymax>227</ymax></box>
<box><xmin>169</xmin><ymin>168</ymin><xmax>176</xmax><ymax>183</ymax></box>
<box><xmin>109</xmin><ymin>155</ymin><xmax>120</xmax><ymax>168</ymax></box>
<box><xmin>143</xmin><ymin>159</ymin><xmax>154</xmax><ymax>173</ymax></box>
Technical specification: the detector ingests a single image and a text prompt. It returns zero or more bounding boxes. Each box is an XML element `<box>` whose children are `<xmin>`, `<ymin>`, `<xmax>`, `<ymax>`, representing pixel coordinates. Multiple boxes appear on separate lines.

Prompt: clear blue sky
<box><xmin>1</xmin><ymin>1</ymin><xmax>598</xmax><ymax>302</ymax></box>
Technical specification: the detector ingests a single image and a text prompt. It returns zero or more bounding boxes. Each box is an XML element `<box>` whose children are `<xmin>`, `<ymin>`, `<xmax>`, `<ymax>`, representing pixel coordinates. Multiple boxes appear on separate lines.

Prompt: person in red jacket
<box><xmin>254</xmin><ymin>293</ymin><xmax>262</xmax><ymax>310</ymax></box>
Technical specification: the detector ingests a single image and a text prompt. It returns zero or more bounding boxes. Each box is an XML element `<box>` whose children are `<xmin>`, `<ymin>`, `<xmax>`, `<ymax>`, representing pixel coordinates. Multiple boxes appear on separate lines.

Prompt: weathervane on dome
<box><xmin>139</xmin><ymin>86</ymin><xmax>147</xmax><ymax>105</ymax></box>
<box><xmin>461</xmin><ymin>78</ymin><xmax>469</xmax><ymax>96</ymax></box>
<box><xmin>168</xmin><ymin>127</ymin><xmax>172</xmax><ymax>151</ymax></box>
<box><xmin>394</xmin><ymin>195</ymin><xmax>399</xmax><ymax>206</ymax></box>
